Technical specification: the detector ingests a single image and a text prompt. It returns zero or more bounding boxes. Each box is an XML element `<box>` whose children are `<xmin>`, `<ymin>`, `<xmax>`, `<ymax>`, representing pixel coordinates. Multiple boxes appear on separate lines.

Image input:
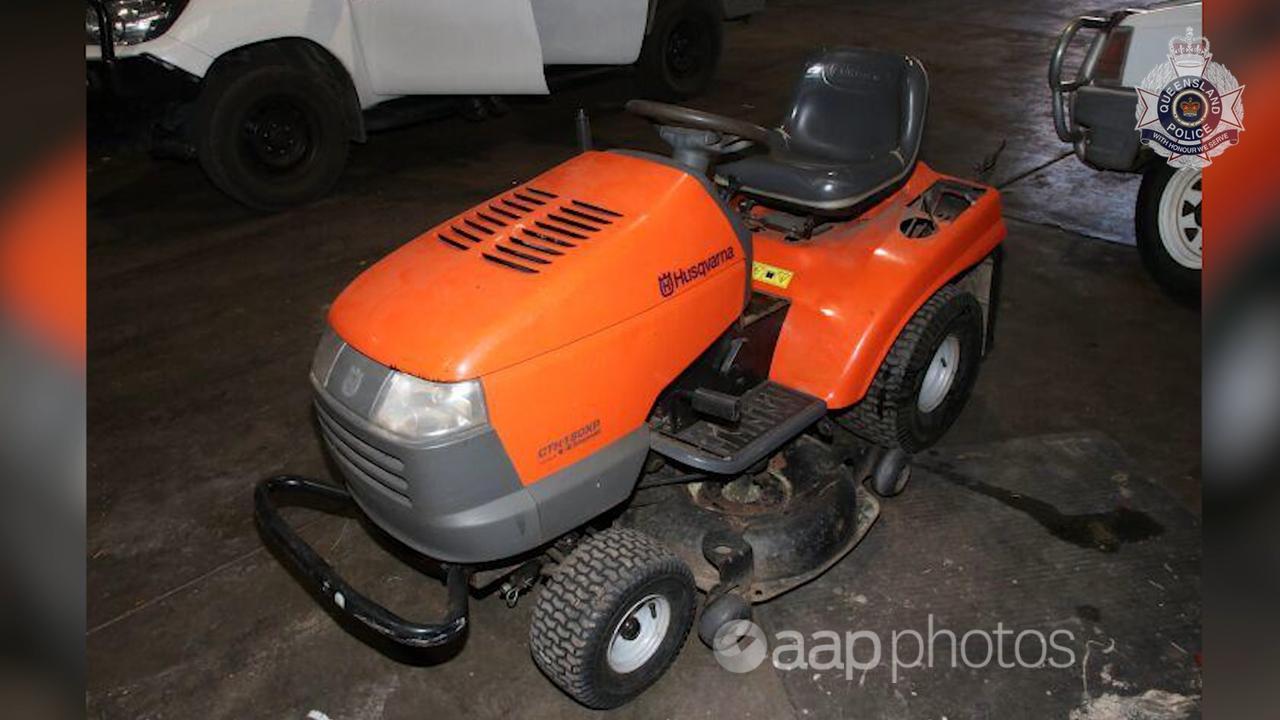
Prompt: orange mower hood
<box><xmin>328</xmin><ymin>151</ymin><xmax>748</xmax><ymax>382</ymax></box>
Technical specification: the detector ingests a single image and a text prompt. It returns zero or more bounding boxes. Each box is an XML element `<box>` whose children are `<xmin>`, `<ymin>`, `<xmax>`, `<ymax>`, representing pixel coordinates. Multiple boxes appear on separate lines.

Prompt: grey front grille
<box><xmin>316</xmin><ymin>404</ymin><xmax>412</xmax><ymax>507</ymax></box>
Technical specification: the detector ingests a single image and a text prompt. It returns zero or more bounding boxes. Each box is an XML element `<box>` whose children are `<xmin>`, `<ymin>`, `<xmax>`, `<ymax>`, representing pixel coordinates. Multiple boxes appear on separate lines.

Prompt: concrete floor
<box><xmin>87</xmin><ymin>0</ymin><xmax>1201</xmax><ymax>717</ymax></box>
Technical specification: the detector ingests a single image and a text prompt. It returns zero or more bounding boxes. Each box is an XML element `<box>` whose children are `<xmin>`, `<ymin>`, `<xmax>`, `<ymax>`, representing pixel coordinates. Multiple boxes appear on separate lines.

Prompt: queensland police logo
<box><xmin>1135</xmin><ymin>27</ymin><xmax>1245</xmax><ymax>168</ymax></box>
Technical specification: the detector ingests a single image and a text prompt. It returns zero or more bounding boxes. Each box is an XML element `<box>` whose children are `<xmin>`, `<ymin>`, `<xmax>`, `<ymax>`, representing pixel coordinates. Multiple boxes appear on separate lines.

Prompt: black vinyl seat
<box><xmin>717</xmin><ymin>48</ymin><xmax>929</xmax><ymax>215</ymax></box>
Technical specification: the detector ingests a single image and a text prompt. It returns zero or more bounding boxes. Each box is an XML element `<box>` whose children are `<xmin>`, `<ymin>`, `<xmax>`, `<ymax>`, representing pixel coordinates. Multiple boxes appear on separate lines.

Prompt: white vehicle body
<box><xmin>1114</xmin><ymin>1</ymin><xmax>1202</xmax><ymax>88</ymax></box>
<box><xmin>1048</xmin><ymin>0</ymin><xmax>1205</xmax><ymax>297</ymax></box>
<box><xmin>1050</xmin><ymin>0</ymin><xmax>1202</xmax><ymax>171</ymax></box>
<box><xmin>86</xmin><ymin>0</ymin><xmax>762</xmax><ymax>210</ymax></box>
<box><xmin>86</xmin><ymin>0</ymin><xmax>665</xmax><ymax>108</ymax></box>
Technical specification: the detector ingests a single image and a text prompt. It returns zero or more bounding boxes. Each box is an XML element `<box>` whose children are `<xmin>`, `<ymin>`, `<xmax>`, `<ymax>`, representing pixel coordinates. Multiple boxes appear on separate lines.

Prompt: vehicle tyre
<box><xmin>837</xmin><ymin>284</ymin><xmax>984</xmax><ymax>453</ymax></box>
<box><xmin>194</xmin><ymin>60</ymin><xmax>350</xmax><ymax>211</ymax></box>
<box><xmin>636</xmin><ymin>0</ymin><xmax>723</xmax><ymax>100</ymax></box>
<box><xmin>530</xmin><ymin>527</ymin><xmax>696</xmax><ymax>709</ymax></box>
<box><xmin>1136</xmin><ymin>163</ymin><xmax>1201</xmax><ymax>301</ymax></box>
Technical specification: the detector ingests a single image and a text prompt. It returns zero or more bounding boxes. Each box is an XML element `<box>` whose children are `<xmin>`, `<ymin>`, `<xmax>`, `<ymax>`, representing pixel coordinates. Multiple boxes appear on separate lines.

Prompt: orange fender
<box><xmin>751</xmin><ymin>163</ymin><xmax>1007</xmax><ymax>409</ymax></box>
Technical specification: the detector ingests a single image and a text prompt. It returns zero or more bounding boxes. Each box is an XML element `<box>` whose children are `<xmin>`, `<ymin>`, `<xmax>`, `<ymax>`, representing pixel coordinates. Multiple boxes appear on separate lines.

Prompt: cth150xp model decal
<box><xmin>658</xmin><ymin>246</ymin><xmax>736</xmax><ymax>297</ymax></box>
<box><xmin>537</xmin><ymin>419</ymin><xmax>602</xmax><ymax>462</ymax></box>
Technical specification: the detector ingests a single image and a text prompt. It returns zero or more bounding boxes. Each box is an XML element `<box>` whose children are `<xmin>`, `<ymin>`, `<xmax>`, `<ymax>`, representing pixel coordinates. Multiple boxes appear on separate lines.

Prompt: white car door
<box><xmin>350</xmin><ymin>0</ymin><xmax>550</xmax><ymax>95</ymax></box>
<box><xmin>529</xmin><ymin>0</ymin><xmax>649</xmax><ymax>65</ymax></box>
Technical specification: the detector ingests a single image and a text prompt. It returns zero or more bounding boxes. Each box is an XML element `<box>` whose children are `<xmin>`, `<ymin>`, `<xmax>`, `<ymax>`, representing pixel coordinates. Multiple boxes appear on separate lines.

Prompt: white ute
<box><xmin>1049</xmin><ymin>0</ymin><xmax>1203</xmax><ymax>300</ymax></box>
<box><xmin>87</xmin><ymin>0</ymin><xmax>763</xmax><ymax>209</ymax></box>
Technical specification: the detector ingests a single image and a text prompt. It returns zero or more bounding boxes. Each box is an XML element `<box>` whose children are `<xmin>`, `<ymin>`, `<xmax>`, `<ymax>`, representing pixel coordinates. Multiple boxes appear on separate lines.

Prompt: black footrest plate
<box><xmin>650</xmin><ymin>381</ymin><xmax>826</xmax><ymax>474</ymax></box>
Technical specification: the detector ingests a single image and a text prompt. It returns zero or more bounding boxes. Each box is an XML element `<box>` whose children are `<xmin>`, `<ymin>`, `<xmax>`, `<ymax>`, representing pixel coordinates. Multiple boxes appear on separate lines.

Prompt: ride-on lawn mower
<box><xmin>256</xmin><ymin>47</ymin><xmax>1006</xmax><ymax>708</ymax></box>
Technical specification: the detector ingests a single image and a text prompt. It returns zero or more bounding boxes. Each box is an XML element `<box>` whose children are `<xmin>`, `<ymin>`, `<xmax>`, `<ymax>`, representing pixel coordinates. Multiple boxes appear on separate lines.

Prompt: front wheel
<box><xmin>1136</xmin><ymin>163</ymin><xmax>1201</xmax><ymax>301</ymax></box>
<box><xmin>194</xmin><ymin>60</ymin><xmax>350</xmax><ymax>211</ymax></box>
<box><xmin>530</xmin><ymin>528</ymin><xmax>696</xmax><ymax>709</ymax></box>
<box><xmin>635</xmin><ymin>0</ymin><xmax>724</xmax><ymax>100</ymax></box>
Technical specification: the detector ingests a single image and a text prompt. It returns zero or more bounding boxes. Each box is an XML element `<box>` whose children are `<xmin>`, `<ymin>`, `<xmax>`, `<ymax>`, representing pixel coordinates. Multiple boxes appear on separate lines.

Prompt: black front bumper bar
<box><xmin>254</xmin><ymin>475</ymin><xmax>470</xmax><ymax>648</ymax></box>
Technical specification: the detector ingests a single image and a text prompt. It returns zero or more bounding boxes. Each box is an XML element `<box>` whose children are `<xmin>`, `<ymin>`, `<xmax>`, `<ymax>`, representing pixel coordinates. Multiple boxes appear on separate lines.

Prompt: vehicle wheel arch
<box><xmin>646</xmin><ymin>0</ymin><xmax>732</xmax><ymax>33</ymax></box>
<box><xmin>201</xmin><ymin>37</ymin><xmax>365</xmax><ymax>142</ymax></box>
<box><xmin>827</xmin><ymin>246</ymin><xmax>1001</xmax><ymax>410</ymax></box>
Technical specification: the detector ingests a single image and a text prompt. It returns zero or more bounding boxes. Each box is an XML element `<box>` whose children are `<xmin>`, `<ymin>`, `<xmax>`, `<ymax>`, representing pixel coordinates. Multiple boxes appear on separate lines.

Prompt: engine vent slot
<box><xmin>571</xmin><ymin>199</ymin><xmax>623</xmax><ymax>218</ymax></box>
<box><xmin>463</xmin><ymin>218</ymin><xmax>496</xmax><ymax>235</ymax></box>
<box><xmin>514</xmin><ymin>191</ymin><xmax>548</xmax><ymax>206</ymax></box>
<box><xmin>510</xmin><ymin>237</ymin><xmax>564</xmax><ymax>256</ymax></box>
<box><xmin>503</xmin><ymin>198</ymin><xmax>535</xmax><ymax>213</ymax></box>
<box><xmin>495</xmin><ymin>244</ymin><xmax>551</xmax><ymax>265</ymax></box>
<box><xmin>475</xmin><ymin>210</ymin><xmax>508</xmax><ymax>228</ymax></box>
<box><xmin>438</xmin><ymin>234</ymin><xmax>469</xmax><ymax>250</ymax></box>
<box><xmin>534</xmin><ymin>220</ymin><xmax>589</xmax><ymax>240</ymax></box>
<box><xmin>483</xmin><ymin>252</ymin><xmax>540</xmax><ymax>274</ymax></box>
<box><xmin>559</xmin><ymin>206</ymin><xmax>613</xmax><ymax>226</ymax></box>
<box><xmin>547</xmin><ymin>213</ymin><xmax>604</xmax><ymax>233</ymax></box>
<box><xmin>451</xmin><ymin>224</ymin><xmax>484</xmax><ymax>243</ymax></box>
<box><xmin>521</xmin><ymin>228</ymin><xmax>576</xmax><ymax>248</ymax></box>
<box><xmin>487</xmin><ymin>204</ymin><xmax>521</xmax><ymax>221</ymax></box>
<box><xmin>461</xmin><ymin>190</ymin><xmax>624</xmax><ymax>274</ymax></box>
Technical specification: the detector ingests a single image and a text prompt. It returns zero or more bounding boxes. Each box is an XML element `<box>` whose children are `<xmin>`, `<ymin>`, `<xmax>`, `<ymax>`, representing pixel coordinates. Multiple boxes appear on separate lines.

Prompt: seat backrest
<box><xmin>779</xmin><ymin>48</ymin><xmax>928</xmax><ymax>165</ymax></box>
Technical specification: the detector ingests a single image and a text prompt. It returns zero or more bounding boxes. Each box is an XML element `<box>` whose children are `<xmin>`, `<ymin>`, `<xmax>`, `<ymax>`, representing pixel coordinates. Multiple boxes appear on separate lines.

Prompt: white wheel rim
<box><xmin>1156</xmin><ymin>167</ymin><xmax>1202</xmax><ymax>270</ymax></box>
<box><xmin>607</xmin><ymin>594</ymin><xmax>671</xmax><ymax>674</ymax></box>
<box><xmin>918</xmin><ymin>335</ymin><xmax>960</xmax><ymax>413</ymax></box>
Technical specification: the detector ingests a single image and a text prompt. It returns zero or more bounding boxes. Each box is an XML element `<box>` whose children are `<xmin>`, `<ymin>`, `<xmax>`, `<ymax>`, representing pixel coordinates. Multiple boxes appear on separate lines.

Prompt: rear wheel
<box><xmin>1136</xmin><ymin>163</ymin><xmax>1201</xmax><ymax>301</ymax></box>
<box><xmin>530</xmin><ymin>528</ymin><xmax>696</xmax><ymax>709</ymax></box>
<box><xmin>194</xmin><ymin>60</ymin><xmax>350</xmax><ymax>211</ymax></box>
<box><xmin>636</xmin><ymin>0</ymin><xmax>723</xmax><ymax>100</ymax></box>
<box><xmin>838</xmin><ymin>284</ymin><xmax>985</xmax><ymax>453</ymax></box>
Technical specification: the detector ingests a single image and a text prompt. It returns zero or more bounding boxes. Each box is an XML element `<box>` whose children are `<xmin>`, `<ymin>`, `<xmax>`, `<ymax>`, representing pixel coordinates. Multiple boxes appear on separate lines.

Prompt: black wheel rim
<box><xmin>666</xmin><ymin>16</ymin><xmax>711</xmax><ymax>79</ymax></box>
<box><xmin>240</xmin><ymin>95</ymin><xmax>318</xmax><ymax>175</ymax></box>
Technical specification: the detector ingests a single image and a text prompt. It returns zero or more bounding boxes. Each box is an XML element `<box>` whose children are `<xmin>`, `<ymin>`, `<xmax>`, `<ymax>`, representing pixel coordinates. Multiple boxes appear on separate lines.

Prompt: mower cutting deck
<box><xmin>255</xmin><ymin>46</ymin><xmax>1006</xmax><ymax>709</ymax></box>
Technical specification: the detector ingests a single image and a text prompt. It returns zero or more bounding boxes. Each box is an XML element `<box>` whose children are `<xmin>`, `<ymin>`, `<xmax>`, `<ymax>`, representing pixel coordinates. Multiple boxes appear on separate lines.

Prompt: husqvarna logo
<box><xmin>341</xmin><ymin>366</ymin><xmax>365</xmax><ymax>398</ymax></box>
<box><xmin>658</xmin><ymin>273</ymin><xmax>676</xmax><ymax>297</ymax></box>
<box><xmin>658</xmin><ymin>246</ymin><xmax>736</xmax><ymax>298</ymax></box>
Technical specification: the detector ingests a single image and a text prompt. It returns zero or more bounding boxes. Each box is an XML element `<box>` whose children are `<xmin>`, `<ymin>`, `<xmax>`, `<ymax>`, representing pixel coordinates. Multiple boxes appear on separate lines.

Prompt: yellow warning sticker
<box><xmin>752</xmin><ymin>261</ymin><xmax>796</xmax><ymax>289</ymax></box>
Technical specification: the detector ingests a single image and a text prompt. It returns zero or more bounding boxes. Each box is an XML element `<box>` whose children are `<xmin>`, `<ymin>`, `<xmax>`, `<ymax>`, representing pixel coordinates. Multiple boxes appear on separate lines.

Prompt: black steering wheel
<box><xmin>625</xmin><ymin>100</ymin><xmax>771</xmax><ymax>172</ymax></box>
<box><xmin>625</xmin><ymin>99</ymin><xmax>772</xmax><ymax>144</ymax></box>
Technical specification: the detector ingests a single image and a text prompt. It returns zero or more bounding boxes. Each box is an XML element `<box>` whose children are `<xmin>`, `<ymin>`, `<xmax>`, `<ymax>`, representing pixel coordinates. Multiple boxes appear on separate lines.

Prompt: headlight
<box><xmin>370</xmin><ymin>373</ymin><xmax>488</xmax><ymax>440</ymax></box>
<box><xmin>87</xmin><ymin>0</ymin><xmax>188</xmax><ymax>47</ymax></box>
